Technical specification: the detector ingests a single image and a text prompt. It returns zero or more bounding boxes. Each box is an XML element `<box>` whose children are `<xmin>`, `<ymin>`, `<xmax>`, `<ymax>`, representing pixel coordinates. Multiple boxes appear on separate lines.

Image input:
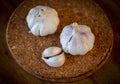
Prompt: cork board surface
<box><xmin>6</xmin><ymin>0</ymin><xmax>113</xmax><ymax>82</ymax></box>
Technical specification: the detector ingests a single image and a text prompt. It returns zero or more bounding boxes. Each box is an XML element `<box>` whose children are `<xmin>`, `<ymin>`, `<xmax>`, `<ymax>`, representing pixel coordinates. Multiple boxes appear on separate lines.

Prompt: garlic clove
<box><xmin>60</xmin><ymin>25</ymin><xmax>73</xmax><ymax>53</ymax></box>
<box><xmin>60</xmin><ymin>22</ymin><xmax>95</xmax><ymax>55</ymax></box>
<box><xmin>42</xmin><ymin>53</ymin><xmax>65</xmax><ymax>67</ymax></box>
<box><xmin>30</xmin><ymin>22</ymin><xmax>40</xmax><ymax>35</ymax></box>
<box><xmin>42</xmin><ymin>47</ymin><xmax>62</xmax><ymax>57</ymax></box>
<box><xmin>41</xmin><ymin>47</ymin><xmax>65</xmax><ymax>67</ymax></box>
<box><xmin>26</xmin><ymin>6</ymin><xmax>59</xmax><ymax>36</ymax></box>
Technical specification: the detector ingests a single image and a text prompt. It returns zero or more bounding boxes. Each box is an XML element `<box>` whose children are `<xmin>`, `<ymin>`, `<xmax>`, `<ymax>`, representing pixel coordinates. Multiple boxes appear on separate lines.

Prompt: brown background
<box><xmin>0</xmin><ymin>0</ymin><xmax>120</xmax><ymax>84</ymax></box>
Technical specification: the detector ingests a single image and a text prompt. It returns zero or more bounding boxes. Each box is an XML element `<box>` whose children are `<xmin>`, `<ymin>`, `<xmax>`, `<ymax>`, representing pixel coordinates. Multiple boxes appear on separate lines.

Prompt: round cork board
<box><xmin>6</xmin><ymin>0</ymin><xmax>113</xmax><ymax>82</ymax></box>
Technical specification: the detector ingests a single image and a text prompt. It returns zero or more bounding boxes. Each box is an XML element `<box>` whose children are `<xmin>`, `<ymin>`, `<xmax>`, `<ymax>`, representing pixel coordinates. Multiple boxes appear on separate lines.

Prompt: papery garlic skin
<box><xmin>26</xmin><ymin>6</ymin><xmax>59</xmax><ymax>36</ymax></box>
<box><xmin>41</xmin><ymin>47</ymin><xmax>65</xmax><ymax>67</ymax></box>
<box><xmin>60</xmin><ymin>22</ymin><xmax>95</xmax><ymax>55</ymax></box>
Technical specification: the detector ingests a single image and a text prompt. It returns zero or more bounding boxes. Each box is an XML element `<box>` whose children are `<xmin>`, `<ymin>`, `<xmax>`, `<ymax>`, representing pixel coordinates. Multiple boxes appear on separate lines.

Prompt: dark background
<box><xmin>0</xmin><ymin>0</ymin><xmax>120</xmax><ymax>84</ymax></box>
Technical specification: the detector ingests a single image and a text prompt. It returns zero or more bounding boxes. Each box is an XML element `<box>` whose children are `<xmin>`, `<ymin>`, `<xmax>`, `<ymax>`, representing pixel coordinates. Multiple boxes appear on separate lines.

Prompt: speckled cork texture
<box><xmin>6</xmin><ymin>0</ymin><xmax>113</xmax><ymax>82</ymax></box>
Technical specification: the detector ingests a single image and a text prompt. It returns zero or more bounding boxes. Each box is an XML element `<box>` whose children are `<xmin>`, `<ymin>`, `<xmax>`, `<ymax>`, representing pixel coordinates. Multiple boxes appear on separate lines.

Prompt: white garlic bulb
<box><xmin>60</xmin><ymin>22</ymin><xmax>95</xmax><ymax>55</ymax></box>
<box><xmin>41</xmin><ymin>47</ymin><xmax>65</xmax><ymax>67</ymax></box>
<box><xmin>26</xmin><ymin>6</ymin><xmax>59</xmax><ymax>36</ymax></box>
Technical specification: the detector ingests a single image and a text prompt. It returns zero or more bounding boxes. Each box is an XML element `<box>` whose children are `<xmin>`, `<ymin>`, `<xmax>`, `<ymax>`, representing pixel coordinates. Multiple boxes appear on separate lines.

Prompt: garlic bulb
<box><xmin>41</xmin><ymin>47</ymin><xmax>65</xmax><ymax>67</ymax></box>
<box><xmin>60</xmin><ymin>22</ymin><xmax>95</xmax><ymax>55</ymax></box>
<box><xmin>26</xmin><ymin>6</ymin><xmax>59</xmax><ymax>36</ymax></box>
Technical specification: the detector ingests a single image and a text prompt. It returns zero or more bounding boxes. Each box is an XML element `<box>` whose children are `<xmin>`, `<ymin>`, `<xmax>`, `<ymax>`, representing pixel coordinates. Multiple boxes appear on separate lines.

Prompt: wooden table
<box><xmin>0</xmin><ymin>0</ymin><xmax>120</xmax><ymax>84</ymax></box>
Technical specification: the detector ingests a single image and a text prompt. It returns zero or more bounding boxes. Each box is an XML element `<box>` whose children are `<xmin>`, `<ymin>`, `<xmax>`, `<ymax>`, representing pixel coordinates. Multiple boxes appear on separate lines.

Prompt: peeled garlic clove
<box><xmin>41</xmin><ymin>47</ymin><xmax>65</xmax><ymax>67</ymax></box>
<box><xmin>26</xmin><ymin>6</ymin><xmax>59</xmax><ymax>36</ymax></box>
<box><xmin>60</xmin><ymin>22</ymin><xmax>95</xmax><ymax>55</ymax></box>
